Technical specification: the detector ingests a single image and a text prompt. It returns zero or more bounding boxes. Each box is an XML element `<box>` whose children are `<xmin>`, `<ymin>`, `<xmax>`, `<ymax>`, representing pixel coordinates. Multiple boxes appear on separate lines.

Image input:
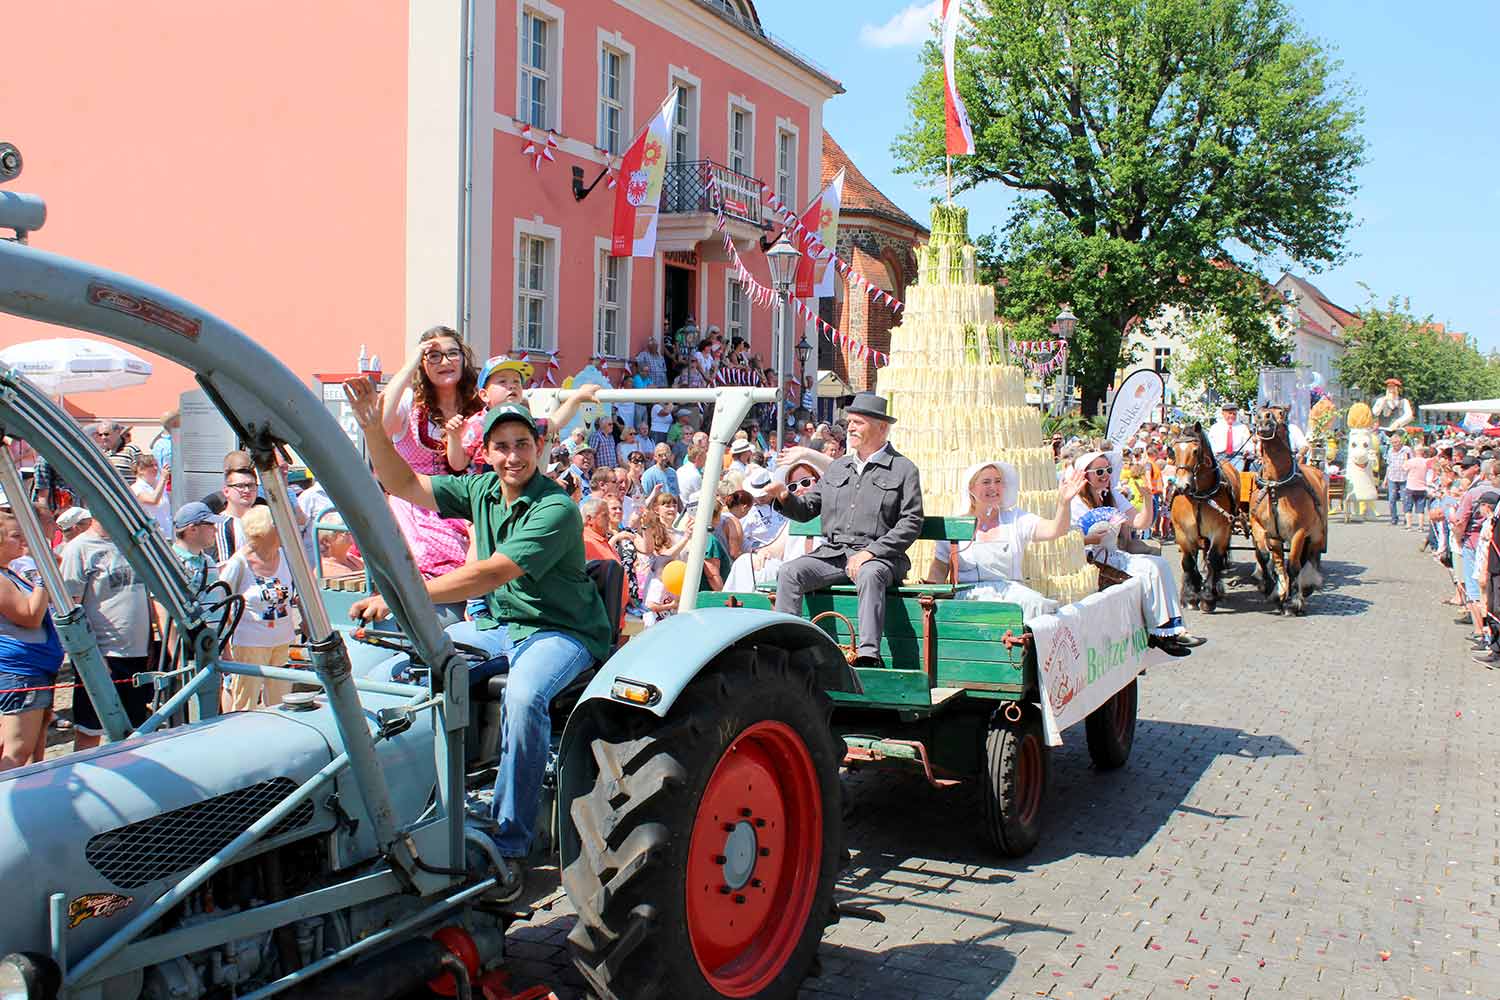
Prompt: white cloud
<box><xmin>858</xmin><ymin>1</ymin><xmax>940</xmax><ymax>49</ymax></box>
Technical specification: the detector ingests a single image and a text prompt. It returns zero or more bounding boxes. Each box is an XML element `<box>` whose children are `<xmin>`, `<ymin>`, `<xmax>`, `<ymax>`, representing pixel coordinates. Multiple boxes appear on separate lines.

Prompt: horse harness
<box><xmin>1177</xmin><ymin>434</ymin><xmax>1235</xmax><ymax>540</ymax></box>
<box><xmin>1254</xmin><ymin>428</ymin><xmax>1323</xmax><ymax>545</ymax></box>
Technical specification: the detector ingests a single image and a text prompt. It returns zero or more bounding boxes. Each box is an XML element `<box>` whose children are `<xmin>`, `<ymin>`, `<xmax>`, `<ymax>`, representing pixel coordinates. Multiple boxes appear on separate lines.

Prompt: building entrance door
<box><xmin>663</xmin><ymin>263</ymin><xmax>694</xmax><ymax>340</ymax></box>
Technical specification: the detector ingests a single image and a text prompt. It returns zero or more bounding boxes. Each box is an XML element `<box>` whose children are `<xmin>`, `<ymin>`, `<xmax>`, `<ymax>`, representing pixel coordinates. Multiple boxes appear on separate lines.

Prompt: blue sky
<box><xmin>754</xmin><ymin>0</ymin><xmax>1500</xmax><ymax>349</ymax></box>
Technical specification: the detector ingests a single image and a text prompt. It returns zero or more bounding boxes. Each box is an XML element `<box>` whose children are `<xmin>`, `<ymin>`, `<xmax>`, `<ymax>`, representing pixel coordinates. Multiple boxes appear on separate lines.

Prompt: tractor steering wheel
<box><xmin>349</xmin><ymin>626</ymin><xmax>493</xmax><ymax>666</ymax></box>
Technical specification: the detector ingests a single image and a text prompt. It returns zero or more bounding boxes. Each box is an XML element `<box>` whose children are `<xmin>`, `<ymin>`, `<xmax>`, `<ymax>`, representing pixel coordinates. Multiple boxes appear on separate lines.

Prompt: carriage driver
<box><xmin>343</xmin><ymin>378</ymin><xmax>612</xmax><ymax>903</ymax></box>
<box><xmin>1208</xmin><ymin>401</ymin><xmax>1251</xmax><ymax>470</ymax></box>
<box><xmin>763</xmin><ymin>393</ymin><xmax>924</xmax><ymax>669</ymax></box>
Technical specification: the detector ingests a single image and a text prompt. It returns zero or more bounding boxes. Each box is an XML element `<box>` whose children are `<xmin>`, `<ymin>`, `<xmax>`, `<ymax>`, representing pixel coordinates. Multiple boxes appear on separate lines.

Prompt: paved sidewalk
<box><xmin>508</xmin><ymin>520</ymin><xmax>1496</xmax><ymax>1000</ymax></box>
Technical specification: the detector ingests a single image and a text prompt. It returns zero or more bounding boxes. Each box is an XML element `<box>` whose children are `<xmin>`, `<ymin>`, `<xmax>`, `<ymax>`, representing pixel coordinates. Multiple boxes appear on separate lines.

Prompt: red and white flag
<box><xmin>941</xmin><ymin>0</ymin><xmax>974</xmax><ymax>156</ymax></box>
<box><xmin>611</xmin><ymin>88</ymin><xmax>678</xmax><ymax>258</ymax></box>
<box><xmin>794</xmin><ymin>168</ymin><xmax>845</xmax><ymax>299</ymax></box>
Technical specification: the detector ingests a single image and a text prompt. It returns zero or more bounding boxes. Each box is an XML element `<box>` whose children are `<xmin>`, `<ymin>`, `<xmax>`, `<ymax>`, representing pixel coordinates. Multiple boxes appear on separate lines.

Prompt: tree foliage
<box><xmin>1337</xmin><ymin>295</ymin><xmax>1500</xmax><ymax>410</ymax></box>
<box><xmin>894</xmin><ymin>0</ymin><xmax>1366</xmax><ymax>413</ymax></box>
<box><xmin>1174</xmin><ymin>305</ymin><xmax>1293</xmax><ymax>413</ymax></box>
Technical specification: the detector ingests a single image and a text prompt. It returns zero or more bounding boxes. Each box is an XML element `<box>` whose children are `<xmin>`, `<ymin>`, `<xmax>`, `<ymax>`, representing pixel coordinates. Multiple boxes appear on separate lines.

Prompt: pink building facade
<box><xmin>0</xmin><ymin>1</ymin><xmax>839</xmax><ymax>415</ymax></box>
<box><xmin>465</xmin><ymin>0</ymin><xmax>842</xmax><ymax>382</ymax></box>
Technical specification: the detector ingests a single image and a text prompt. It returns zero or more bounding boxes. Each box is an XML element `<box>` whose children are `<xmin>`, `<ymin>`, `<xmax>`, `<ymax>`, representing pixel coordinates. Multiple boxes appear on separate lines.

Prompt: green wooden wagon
<box><xmin>698</xmin><ymin>515</ymin><xmax>1139</xmax><ymax>856</ymax></box>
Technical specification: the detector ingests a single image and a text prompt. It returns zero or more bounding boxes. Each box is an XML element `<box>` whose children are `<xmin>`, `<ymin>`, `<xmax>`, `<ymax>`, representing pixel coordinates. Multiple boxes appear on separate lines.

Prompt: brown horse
<box><xmin>1249</xmin><ymin>408</ymin><xmax>1327</xmax><ymax>615</ymax></box>
<box><xmin>1169</xmin><ymin>423</ymin><xmax>1240</xmax><ymax>612</ymax></box>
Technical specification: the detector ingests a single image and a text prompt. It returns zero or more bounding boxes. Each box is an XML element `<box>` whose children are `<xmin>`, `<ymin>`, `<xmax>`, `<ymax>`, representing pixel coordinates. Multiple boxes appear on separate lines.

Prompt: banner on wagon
<box><xmin>1027</xmin><ymin>576</ymin><xmax>1161</xmax><ymax>745</ymax></box>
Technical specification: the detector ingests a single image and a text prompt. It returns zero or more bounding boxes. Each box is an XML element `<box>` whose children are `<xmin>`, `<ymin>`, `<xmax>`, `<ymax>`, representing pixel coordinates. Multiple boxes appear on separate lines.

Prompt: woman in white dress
<box><xmin>925</xmin><ymin>460</ymin><xmax>1085</xmax><ymax>619</ymax></box>
<box><xmin>1069</xmin><ymin>450</ymin><xmax>1204</xmax><ymax>655</ymax></box>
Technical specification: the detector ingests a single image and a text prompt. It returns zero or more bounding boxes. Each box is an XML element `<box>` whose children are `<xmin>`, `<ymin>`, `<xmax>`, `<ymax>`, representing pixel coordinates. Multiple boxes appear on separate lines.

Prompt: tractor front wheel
<box><xmin>1084</xmin><ymin>678</ymin><xmax>1137</xmax><ymax>771</ymax></box>
<box><xmin>981</xmin><ymin>704</ymin><xmax>1048</xmax><ymax>858</ymax></box>
<box><xmin>564</xmin><ymin>647</ymin><xmax>842</xmax><ymax>1000</ymax></box>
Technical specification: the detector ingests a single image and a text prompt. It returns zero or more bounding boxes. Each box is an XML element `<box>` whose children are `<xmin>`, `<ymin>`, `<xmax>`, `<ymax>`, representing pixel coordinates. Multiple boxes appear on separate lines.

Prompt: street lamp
<box><xmin>765</xmin><ymin>235</ymin><xmax>801</xmax><ymax>453</ymax></box>
<box><xmin>795</xmin><ymin>331</ymin><xmax>813</xmax><ymax>380</ymax></box>
<box><xmin>1053</xmin><ymin>305</ymin><xmax>1078</xmax><ymax>415</ymax></box>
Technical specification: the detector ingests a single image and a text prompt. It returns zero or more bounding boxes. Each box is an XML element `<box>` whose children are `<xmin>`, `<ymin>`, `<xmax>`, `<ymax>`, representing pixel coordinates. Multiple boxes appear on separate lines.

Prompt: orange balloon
<box><xmin>661</xmin><ymin>560</ymin><xmax>688</xmax><ymax>597</ymax></box>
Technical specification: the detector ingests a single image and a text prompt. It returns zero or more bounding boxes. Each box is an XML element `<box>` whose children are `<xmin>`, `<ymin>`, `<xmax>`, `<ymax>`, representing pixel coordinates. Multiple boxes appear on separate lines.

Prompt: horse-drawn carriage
<box><xmin>1169</xmin><ymin>410</ymin><xmax>1329</xmax><ymax>617</ymax></box>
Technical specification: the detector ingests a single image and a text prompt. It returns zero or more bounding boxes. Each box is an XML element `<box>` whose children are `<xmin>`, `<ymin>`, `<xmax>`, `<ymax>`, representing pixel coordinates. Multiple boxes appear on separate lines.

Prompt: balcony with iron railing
<box><xmin>660</xmin><ymin>159</ymin><xmax>766</xmax><ymax>229</ymax></box>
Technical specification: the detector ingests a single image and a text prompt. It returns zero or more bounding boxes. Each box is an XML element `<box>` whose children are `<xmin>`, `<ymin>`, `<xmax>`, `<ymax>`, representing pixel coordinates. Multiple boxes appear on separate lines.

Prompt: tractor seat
<box><xmin>476</xmin><ymin>559</ymin><xmax>625</xmax><ymax>715</ymax></box>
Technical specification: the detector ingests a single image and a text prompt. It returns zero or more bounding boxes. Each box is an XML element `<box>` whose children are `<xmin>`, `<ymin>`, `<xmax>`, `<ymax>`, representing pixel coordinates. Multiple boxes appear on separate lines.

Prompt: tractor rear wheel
<box><xmin>563</xmin><ymin>647</ymin><xmax>842</xmax><ymax>1000</ymax></box>
<box><xmin>981</xmin><ymin>704</ymin><xmax>1047</xmax><ymax>858</ymax></box>
<box><xmin>1084</xmin><ymin>678</ymin><xmax>1137</xmax><ymax>771</ymax></box>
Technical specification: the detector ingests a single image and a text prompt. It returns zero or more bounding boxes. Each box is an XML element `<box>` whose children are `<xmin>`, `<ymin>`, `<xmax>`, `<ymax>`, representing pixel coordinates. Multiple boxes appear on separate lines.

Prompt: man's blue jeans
<box><xmin>1387</xmin><ymin>480</ymin><xmax>1403</xmax><ymax>524</ymax></box>
<box><xmin>487</xmin><ymin>630</ymin><xmax>593</xmax><ymax>858</ymax></box>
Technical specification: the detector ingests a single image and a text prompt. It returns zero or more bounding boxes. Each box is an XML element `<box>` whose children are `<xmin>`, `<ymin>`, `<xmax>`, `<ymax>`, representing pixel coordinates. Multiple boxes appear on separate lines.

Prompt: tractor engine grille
<box><xmin>85</xmin><ymin>777</ymin><xmax>317</xmax><ymax>889</ymax></box>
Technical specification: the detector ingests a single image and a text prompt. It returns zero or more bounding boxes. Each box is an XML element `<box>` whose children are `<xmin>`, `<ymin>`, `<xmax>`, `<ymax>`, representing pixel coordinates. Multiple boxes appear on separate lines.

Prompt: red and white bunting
<box><xmin>594</xmin><ymin>147</ymin><xmax>621</xmax><ymax>189</ymax></box>
<box><xmin>708</xmin><ymin>177</ymin><xmax>891</xmax><ymax>367</ymax></box>
<box><xmin>520</xmin><ymin>125</ymin><xmax>558</xmax><ymax>171</ymax></box>
<box><xmin>758</xmin><ymin>182</ymin><xmax>907</xmax><ymax>316</ymax></box>
<box><xmin>518</xmin><ymin>349</ymin><xmax>561</xmax><ymax>386</ymax></box>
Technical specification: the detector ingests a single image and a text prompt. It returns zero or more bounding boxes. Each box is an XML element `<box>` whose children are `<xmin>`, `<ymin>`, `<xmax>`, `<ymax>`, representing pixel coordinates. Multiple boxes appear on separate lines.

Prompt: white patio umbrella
<box><xmin>0</xmin><ymin>337</ymin><xmax>153</xmax><ymax>396</ymax></box>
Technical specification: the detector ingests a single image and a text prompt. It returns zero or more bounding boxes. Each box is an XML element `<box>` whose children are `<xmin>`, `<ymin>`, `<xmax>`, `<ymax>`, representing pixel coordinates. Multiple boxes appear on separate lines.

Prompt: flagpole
<box><xmin>945</xmin><ymin>155</ymin><xmax>952</xmax><ymax>205</ymax></box>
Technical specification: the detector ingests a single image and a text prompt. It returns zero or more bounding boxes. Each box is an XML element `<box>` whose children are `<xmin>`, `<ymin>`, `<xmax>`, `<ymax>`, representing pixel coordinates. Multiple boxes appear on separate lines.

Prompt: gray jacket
<box><xmin>777</xmin><ymin>445</ymin><xmax>924</xmax><ymax>573</ymax></box>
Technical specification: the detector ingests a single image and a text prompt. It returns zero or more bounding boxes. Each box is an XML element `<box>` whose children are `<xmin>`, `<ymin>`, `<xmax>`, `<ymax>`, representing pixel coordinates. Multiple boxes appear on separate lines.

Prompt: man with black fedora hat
<box><xmin>1207</xmin><ymin>400</ymin><xmax>1249</xmax><ymax>470</ymax></box>
<box><xmin>764</xmin><ymin>392</ymin><xmax>923</xmax><ymax>668</ymax></box>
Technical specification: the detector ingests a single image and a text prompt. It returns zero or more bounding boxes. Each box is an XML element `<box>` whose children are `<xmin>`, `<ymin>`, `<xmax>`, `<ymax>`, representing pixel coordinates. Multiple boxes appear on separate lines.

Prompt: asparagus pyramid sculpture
<box><xmin>881</xmin><ymin>203</ymin><xmax>1097</xmax><ymax>602</ymax></box>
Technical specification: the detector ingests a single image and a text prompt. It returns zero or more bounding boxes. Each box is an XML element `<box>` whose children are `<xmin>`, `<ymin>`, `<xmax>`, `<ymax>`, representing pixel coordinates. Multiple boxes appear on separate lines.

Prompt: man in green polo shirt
<box><xmin>345</xmin><ymin>379</ymin><xmax>610</xmax><ymax>900</ymax></box>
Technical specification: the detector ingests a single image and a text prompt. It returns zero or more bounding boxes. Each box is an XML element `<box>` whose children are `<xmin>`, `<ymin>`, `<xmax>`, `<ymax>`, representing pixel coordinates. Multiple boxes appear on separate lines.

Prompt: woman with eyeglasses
<box><xmin>1070</xmin><ymin>451</ymin><xmax>1203</xmax><ymax>656</ymax></box>
<box><xmin>374</xmin><ymin>326</ymin><xmax>484</xmax><ymax>589</ymax></box>
<box><xmin>926</xmin><ymin>460</ymin><xmax>1086</xmax><ymax>619</ymax></box>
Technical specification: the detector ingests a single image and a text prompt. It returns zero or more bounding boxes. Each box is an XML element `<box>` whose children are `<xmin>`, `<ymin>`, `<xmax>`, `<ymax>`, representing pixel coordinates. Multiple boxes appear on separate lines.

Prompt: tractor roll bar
<box><xmin>0</xmin><ymin>227</ymin><xmax>446</xmax><ymax>883</ymax></box>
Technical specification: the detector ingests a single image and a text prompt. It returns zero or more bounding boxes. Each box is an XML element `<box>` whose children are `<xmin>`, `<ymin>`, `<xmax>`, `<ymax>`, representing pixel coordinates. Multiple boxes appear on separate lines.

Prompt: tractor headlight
<box><xmin>0</xmin><ymin>953</ymin><xmax>60</xmax><ymax>1000</ymax></box>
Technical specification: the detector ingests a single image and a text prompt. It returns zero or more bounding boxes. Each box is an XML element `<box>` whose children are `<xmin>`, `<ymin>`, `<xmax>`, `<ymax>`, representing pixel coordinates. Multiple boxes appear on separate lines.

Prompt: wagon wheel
<box><xmin>980</xmin><ymin>703</ymin><xmax>1048</xmax><ymax>858</ymax></box>
<box><xmin>564</xmin><ymin>647</ymin><xmax>843</xmax><ymax>999</ymax></box>
<box><xmin>1084</xmin><ymin>678</ymin><xmax>1137</xmax><ymax>770</ymax></box>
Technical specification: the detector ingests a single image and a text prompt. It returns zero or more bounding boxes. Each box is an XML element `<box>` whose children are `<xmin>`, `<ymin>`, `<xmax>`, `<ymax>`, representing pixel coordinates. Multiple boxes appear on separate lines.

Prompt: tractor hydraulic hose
<box><xmin>279</xmin><ymin>937</ymin><xmax>448</xmax><ymax>1000</ymax></box>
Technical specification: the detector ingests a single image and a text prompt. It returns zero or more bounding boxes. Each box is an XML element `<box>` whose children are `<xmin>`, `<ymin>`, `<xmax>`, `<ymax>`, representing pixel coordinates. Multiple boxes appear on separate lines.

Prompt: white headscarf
<box><xmin>958</xmin><ymin>460</ymin><xmax>1020</xmax><ymax>515</ymax></box>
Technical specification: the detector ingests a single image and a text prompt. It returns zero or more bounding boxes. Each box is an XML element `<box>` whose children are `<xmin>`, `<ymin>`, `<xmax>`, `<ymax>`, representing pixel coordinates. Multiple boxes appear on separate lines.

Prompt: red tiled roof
<box><xmin>1297</xmin><ymin>311</ymin><xmax>1342</xmax><ymax>345</ymax></box>
<box><xmin>821</xmin><ymin>133</ymin><xmax>927</xmax><ymax>235</ymax></box>
<box><xmin>1285</xmin><ymin>275</ymin><xmax>1359</xmax><ymax>329</ymax></box>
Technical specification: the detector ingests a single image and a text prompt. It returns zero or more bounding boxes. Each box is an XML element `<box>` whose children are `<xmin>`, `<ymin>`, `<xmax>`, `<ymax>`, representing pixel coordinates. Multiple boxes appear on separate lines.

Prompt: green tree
<box><xmin>1338</xmin><ymin>295</ymin><xmax>1500</xmax><ymax>409</ymax></box>
<box><xmin>894</xmin><ymin>0</ymin><xmax>1366</xmax><ymax>414</ymax></box>
<box><xmin>1174</xmin><ymin>305</ymin><xmax>1293</xmax><ymax>413</ymax></box>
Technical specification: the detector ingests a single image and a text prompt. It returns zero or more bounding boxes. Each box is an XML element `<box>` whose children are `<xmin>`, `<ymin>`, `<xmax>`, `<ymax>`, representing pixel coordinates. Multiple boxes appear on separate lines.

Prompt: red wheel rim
<box><xmin>686</xmin><ymin>720</ymin><xmax>823</xmax><ymax>997</ymax></box>
<box><xmin>1016</xmin><ymin>734</ymin><xmax>1043</xmax><ymax>826</ymax></box>
<box><xmin>1113</xmin><ymin>686</ymin><xmax>1135</xmax><ymax>745</ymax></box>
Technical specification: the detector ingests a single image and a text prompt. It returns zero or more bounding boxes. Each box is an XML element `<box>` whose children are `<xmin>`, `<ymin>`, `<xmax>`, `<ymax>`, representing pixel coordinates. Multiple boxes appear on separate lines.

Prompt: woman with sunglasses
<box><xmin>1071</xmin><ymin>451</ymin><xmax>1204</xmax><ymax>655</ymax></box>
<box><xmin>721</xmin><ymin>448</ymin><xmax>828</xmax><ymax>592</ymax></box>
<box><xmin>926</xmin><ymin>460</ymin><xmax>1086</xmax><ymax>619</ymax></box>
<box><xmin>374</xmin><ymin>326</ymin><xmax>484</xmax><ymax>591</ymax></box>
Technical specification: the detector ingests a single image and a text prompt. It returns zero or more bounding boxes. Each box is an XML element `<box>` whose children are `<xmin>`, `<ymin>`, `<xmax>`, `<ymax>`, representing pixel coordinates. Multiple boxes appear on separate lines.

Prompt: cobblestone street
<box><xmin>504</xmin><ymin>519</ymin><xmax>1498</xmax><ymax>999</ymax></box>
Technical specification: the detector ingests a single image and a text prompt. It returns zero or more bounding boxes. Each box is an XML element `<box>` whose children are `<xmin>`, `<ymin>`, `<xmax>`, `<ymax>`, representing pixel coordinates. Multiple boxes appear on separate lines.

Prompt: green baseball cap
<box><xmin>482</xmin><ymin>403</ymin><xmax>538</xmax><ymax>441</ymax></box>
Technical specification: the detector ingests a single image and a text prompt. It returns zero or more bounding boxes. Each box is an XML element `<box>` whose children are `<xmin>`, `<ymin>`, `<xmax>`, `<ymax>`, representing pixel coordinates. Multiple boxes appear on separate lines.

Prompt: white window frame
<box><xmin>725</xmin><ymin>270</ymin><xmax>750</xmax><ymax>344</ymax></box>
<box><xmin>667</xmin><ymin>66</ymin><xmax>701</xmax><ymax>165</ymax></box>
<box><xmin>726</xmin><ymin>95</ymin><xmax>756</xmax><ymax>177</ymax></box>
<box><xmin>513</xmin><ymin>217</ymin><xmax>561</xmax><ymax>352</ymax></box>
<box><xmin>596</xmin><ymin>30</ymin><xmax>635</xmax><ymax>155</ymax></box>
<box><xmin>593</xmin><ymin>236</ymin><xmax>630</xmax><ymax>359</ymax></box>
<box><xmin>774</xmin><ymin>118</ymin><xmax>800</xmax><ymax>207</ymax></box>
<box><xmin>516</xmin><ymin>1</ymin><xmax>565</xmax><ymax>131</ymax></box>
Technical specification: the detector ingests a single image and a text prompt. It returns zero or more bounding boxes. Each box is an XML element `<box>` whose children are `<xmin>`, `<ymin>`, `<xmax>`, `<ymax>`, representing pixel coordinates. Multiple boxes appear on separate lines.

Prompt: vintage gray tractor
<box><xmin>0</xmin><ymin>167</ymin><xmax>854</xmax><ymax>1000</ymax></box>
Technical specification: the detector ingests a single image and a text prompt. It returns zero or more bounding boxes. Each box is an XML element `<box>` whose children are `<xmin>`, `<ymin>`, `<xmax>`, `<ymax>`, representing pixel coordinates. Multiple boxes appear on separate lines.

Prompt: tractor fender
<box><xmin>554</xmin><ymin>606</ymin><xmax>856</xmax><ymax>872</ymax></box>
<box><xmin>579</xmin><ymin>606</ymin><xmax>857</xmax><ymax>720</ymax></box>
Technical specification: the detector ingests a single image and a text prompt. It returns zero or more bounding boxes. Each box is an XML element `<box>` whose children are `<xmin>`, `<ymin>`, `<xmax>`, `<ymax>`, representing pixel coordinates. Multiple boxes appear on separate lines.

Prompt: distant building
<box><xmin>817</xmin><ymin>134</ymin><xmax>928</xmax><ymax>392</ymax></box>
<box><xmin>1275</xmin><ymin>274</ymin><xmax>1359</xmax><ymax>403</ymax></box>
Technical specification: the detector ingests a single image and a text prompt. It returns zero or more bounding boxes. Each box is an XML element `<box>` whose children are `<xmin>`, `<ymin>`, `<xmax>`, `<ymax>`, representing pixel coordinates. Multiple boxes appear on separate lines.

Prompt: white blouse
<box><xmin>934</xmin><ymin>509</ymin><xmax>1040</xmax><ymax>584</ymax></box>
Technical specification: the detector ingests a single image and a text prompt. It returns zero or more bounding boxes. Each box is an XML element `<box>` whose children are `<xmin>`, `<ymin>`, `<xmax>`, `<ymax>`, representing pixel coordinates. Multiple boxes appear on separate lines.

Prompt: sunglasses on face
<box><xmin>1087</xmin><ymin>466</ymin><xmax>1112</xmax><ymax>477</ymax></box>
<box><xmin>790</xmin><ymin>476</ymin><xmax>818</xmax><ymax>491</ymax></box>
<box><xmin>226</xmin><ymin>481</ymin><xmax>257</xmax><ymax>492</ymax></box>
<box><xmin>422</xmin><ymin>348</ymin><xmax>464</xmax><ymax>364</ymax></box>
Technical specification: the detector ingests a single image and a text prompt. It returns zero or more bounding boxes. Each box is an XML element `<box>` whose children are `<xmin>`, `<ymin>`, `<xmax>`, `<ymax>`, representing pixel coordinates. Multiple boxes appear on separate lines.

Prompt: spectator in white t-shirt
<box><xmin>218</xmin><ymin>506</ymin><xmax>299</xmax><ymax>711</ymax></box>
